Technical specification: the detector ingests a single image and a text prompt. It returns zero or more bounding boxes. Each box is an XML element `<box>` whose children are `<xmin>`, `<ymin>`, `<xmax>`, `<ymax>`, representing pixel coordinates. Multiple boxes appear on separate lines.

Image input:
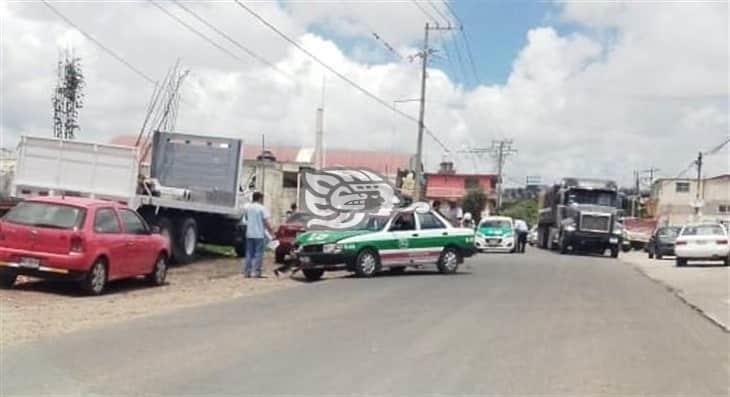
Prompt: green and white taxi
<box><xmin>293</xmin><ymin>202</ymin><xmax>476</xmax><ymax>281</ymax></box>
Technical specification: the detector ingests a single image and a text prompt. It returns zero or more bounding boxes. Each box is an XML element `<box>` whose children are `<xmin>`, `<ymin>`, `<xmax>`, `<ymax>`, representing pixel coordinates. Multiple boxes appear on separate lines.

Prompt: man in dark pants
<box><xmin>514</xmin><ymin>219</ymin><xmax>529</xmax><ymax>253</ymax></box>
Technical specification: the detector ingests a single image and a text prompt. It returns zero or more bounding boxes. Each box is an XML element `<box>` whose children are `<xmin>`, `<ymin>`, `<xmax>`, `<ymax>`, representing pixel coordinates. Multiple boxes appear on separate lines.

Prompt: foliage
<box><xmin>462</xmin><ymin>188</ymin><xmax>488</xmax><ymax>224</ymax></box>
<box><xmin>52</xmin><ymin>51</ymin><xmax>85</xmax><ymax>140</ymax></box>
<box><xmin>499</xmin><ymin>199</ymin><xmax>538</xmax><ymax>226</ymax></box>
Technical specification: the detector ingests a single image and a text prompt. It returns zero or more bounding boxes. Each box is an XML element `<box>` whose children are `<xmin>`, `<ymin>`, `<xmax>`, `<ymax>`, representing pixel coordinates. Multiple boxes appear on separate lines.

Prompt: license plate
<box><xmin>695</xmin><ymin>241</ymin><xmax>708</xmax><ymax>245</ymax></box>
<box><xmin>19</xmin><ymin>257</ymin><xmax>40</xmax><ymax>269</ymax></box>
<box><xmin>299</xmin><ymin>256</ymin><xmax>310</xmax><ymax>264</ymax></box>
<box><xmin>609</xmin><ymin>237</ymin><xmax>618</xmax><ymax>244</ymax></box>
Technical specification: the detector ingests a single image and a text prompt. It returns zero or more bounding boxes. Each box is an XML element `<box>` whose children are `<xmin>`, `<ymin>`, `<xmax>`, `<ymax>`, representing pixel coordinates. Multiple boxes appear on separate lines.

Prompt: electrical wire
<box><xmin>234</xmin><ymin>0</ymin><xmax>452</xmax><ymax>152</ymax></box>
<box><xmin>410</xmin><ymin>0</ymin><xmax>439</xmax><ymax>25</ymax></box>
<box><xmin>442</xmin><ymin>0</ymin><xmax>482</xmax><ymax>85</ymax></box>
<box><xmin>427</xmin><ymin>0</ymin><xmax>452</xmax><ymax>26</ymax></box>
<box><xmin>41</xmin><ymin>0</ymin><xmax>156</xmax><ymax>84</ymax></box>
<box><xmin>150</xmin><ymin>0</ymin><xmax>245</xmax><ymax>62</ymax></box>
<box><xmin>171</xmin><ymin>0</ymin><xmax>293</xmax><ymax>80</ymax></box>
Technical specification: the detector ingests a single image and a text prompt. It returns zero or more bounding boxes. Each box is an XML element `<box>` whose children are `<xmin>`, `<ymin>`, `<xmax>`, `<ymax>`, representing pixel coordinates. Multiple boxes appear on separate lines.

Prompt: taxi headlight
<box><xmin>322</xmin><ymin>243</ymin><xmax>343</xmax><ymax>254</ymax></box>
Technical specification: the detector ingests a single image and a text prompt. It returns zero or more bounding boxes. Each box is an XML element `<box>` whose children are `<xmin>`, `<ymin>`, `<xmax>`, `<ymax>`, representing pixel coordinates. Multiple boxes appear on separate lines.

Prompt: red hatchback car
<box><xmin>0</xmin><ymin>197</ymin><xmax>170</xmax><ymax>295</ymax></box>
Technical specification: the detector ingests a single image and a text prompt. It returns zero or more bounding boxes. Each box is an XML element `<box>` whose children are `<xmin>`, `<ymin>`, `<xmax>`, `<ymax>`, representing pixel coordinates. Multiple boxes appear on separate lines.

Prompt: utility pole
<box><xmin>695</xmin><ymin>151</ymin><xmax>703</xmax><ymax>215</ymax></box>
<box><xmin>413</xmin><ymin>22</ymin><xmax>458</xmax><ymax>202</ymax></box>
<box><xmin>457</xmin><ymin>141</ymin><xmax>517</xmax><ymax>210</ymax></box>
<box><xmin>633</xmin><ymin>170</ymin><xmax>640</xmax><ymax>217</ymax></box>
<box><xmin>642</xmin><ymin>167</ymin><xmax>660</xmax><ymax>186</ymax></box>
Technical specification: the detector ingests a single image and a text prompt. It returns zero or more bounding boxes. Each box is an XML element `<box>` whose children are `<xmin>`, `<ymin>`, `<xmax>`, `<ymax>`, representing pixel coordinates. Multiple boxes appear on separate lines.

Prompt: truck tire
<box><xmin>610</xmin><ymin>247</ymin><xmax>619</xmax><ymax>258</ymax></box>
<box><xmin>676</xmin><ymin>258</ymin><xmax>687</xmax><ymax>267</ymax></box>
<box><xmin>354</xmin><ymin>249</ymin><xmax>380</xmax><ymax>278</ymax></box>
<box><xmin>656</xmin><ymin>253</ymin><xmax>663</xmax><ymax>260</ymax></box>
<box><xmin>302</xmin><ymin>268</ymin><xmax>324</xmax><ymax>281</ymax></box>
<box><xmin>173</xmin><ymin>217</ymin><xmax>198</xmax><ymax>265</ymax></box>
<box><xmin>156</xmin><ymin>217</ymin><xmax>174</xmax><ymax>246</ymax></box>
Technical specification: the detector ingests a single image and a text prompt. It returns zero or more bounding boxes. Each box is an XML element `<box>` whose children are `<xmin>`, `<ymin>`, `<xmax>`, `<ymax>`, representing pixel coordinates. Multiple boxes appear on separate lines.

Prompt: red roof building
<box><xmin>109</xmin><ymin>136</ymin><xmax>409</xmax><ymax>177</ymax></box>
<box><xmin>425</xmin><ymin>172</ymin><xmax>498</xmax><ymax>202</ymax></box>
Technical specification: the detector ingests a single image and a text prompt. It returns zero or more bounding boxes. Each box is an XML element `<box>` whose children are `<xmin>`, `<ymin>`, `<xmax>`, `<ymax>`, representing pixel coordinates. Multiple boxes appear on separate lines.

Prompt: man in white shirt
<box><xmin>243</xmin><ymin>192</ymin><xmax>274</xmax><ymax>278</ymax></box>
<box><xmin>514</xmin><ymin>219</ymin><xmax>529</xmax><ymax>253</ymax></box>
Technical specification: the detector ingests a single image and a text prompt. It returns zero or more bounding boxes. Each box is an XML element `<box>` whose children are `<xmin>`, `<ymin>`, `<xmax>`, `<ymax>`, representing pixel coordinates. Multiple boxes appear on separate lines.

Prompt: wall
<box><xmin>652</xmin><ymin>176</ymin><xmax>730</xmax><ymax>225</ymax></box>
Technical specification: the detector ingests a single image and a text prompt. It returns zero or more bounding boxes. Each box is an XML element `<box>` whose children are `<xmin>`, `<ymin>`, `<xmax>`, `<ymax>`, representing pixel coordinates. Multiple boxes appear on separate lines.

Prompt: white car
<box><xmin>674</xmin><ymin>223</ymin><xmax>730</xmax><ymax>267</ymax></box>
<box><xmin>475</xmin><ymin>216</ymin><xmax>516</xmax><ymax>253</ymax></box>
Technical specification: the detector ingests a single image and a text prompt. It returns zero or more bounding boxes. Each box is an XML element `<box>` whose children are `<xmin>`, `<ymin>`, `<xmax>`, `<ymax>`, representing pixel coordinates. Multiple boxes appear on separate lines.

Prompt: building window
<box><xmin>464</xmin><ymin>177</ymin><xmax>480</xmax><ymax>190</ymax></box>
<box><xmin>719</xmin><ymin>205</ymin><xmax>729</xmax><ymax>213</ymax></box>
<box><xmin>675</xmin><ymin>182</ymin><xmax>690</xmax><ymax>193</ymax></box>
<box><xmin>282</xmin><ymin>171</ymin><xmax>298</xmax><ymax>188</ymax></box>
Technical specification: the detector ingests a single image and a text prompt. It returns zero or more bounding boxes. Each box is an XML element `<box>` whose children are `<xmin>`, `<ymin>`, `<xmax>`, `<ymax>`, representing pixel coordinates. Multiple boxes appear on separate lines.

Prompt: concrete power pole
<box><xmin>413</xmin><ymin>22</ymin><xmax>459</xmax><ymax>202</ymax></box>
<box><xmin>490</xmin><ymin>140</ymin><xmax>517</xmax><ymax>211</ymax></box>
<box><xmin>695</xmin><ymin>151</ymin><xmax>703</xmax><ymax>216</ymax></box>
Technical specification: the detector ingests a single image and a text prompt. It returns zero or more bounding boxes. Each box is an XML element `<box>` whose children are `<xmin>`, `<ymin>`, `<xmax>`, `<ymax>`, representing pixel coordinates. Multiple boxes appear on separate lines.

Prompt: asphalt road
<box><xmin>2</xmin><ymin>249</ymin><xmax>729</xmax><ymax>396</ymax></box>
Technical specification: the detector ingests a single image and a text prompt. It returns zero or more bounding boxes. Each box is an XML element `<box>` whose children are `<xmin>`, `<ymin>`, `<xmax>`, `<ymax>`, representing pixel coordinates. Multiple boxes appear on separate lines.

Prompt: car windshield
<box><xmin>480</xmin><ymin>220</ymin><xmax>511</xmax><ymax>229</ymax></box>
<box><xmin>567</xmin><ymin>189</ymin><xmax>616</xmax><ymax>206</ymax></box>
<box><xmin>657</xmin><ymin>227</ymin><xmax>680</xmax><ymax>239</ymax></box>
<box><xmin>348</xmin><ymin>215</ymin><xmax>389</xmax><ymax>232</ymax></box>
<box><xmin>2</xmin><ymin>201</ymin><xmax>85</xmax><ymax>230</ymax></box>
<box><xmin>681</xmin><ymin>225</ymin><xmax>726</xmax><ymax>236</ymax></box>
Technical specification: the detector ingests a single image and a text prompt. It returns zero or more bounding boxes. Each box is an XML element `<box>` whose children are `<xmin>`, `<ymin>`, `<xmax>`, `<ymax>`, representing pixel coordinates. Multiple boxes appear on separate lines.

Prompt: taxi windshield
<box><xmin>480</xmin><ymin>220</ymin><xmax>512</xmax><ymax>229</ymax></box>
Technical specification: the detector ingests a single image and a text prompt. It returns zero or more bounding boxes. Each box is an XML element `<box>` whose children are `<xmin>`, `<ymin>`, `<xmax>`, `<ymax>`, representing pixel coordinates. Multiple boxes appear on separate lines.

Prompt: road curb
<box><xmin>621</xmin><ymin>257</ymin><xmax>729</xmax><ymax>333</ymax></box>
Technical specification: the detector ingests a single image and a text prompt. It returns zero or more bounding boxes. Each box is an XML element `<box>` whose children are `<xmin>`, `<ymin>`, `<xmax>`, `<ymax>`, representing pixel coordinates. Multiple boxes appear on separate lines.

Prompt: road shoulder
<box><xmin>620</xmin><ymin>251</ymin><xmax>729</xmax><ymax>331</ymax></box>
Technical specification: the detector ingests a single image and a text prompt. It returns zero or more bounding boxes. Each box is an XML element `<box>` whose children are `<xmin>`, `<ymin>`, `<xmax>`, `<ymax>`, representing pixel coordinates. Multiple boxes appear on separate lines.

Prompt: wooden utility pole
<box><xmin>695</xmin><ymin>152</ymin><xmax>703</xmax><ymax>215</ymax></box>
<box><xmin>413</xmin><ymin>22</ymin><xmax>458</xmax><ymax>202</ymax></box>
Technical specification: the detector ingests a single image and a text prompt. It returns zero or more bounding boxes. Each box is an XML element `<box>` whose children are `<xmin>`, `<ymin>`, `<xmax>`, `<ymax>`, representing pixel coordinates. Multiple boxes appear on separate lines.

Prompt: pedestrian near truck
<box><xmin>243</xmin><ymin>192</ymin><xmax>274</xmax><ymax>278</ymax></box>
<box><xmin>514</xmin><ymin>219</ymin><xmax>529</xmax><ymax>253</ymax></box>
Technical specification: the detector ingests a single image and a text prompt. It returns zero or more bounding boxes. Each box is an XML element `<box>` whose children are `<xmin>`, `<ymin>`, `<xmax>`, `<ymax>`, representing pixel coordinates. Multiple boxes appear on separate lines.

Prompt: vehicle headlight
<box><xmin>322</xmin><ymin>243</ymin><xmax>343</xmax><ymax>254</ymax></box>
<box><xmin>613</xmin><ymin>226</ymin><xmax>623</xmax><ymax>235</ymax></box>
<box><xmin>564</xmin><ymin>224</ymin><xmax>576</xmax><ymax>232</ymax></box>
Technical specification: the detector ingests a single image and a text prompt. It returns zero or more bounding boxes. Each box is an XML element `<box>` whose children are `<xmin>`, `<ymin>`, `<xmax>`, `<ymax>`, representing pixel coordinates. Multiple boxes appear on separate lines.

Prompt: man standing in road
<box><xmin>514</xmin><ymin>219</ymin><xmax>529</xmax><ymax>253</ymax></box>
<box><xmin>243</xmin><ymin>192</ymin><xmax>274</xmax><ymax>278</ymax></box>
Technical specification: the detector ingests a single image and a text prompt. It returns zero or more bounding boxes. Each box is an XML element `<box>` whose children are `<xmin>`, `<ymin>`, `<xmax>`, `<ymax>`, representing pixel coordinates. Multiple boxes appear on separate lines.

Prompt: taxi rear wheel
<box><xmin>437</xmin><ymin>247</ymin><xmax>460</xmax><ymax>274</ymax></box>
<box><xmin>354</xmin><ymin>249</ymin><xmax>379</xmax><ymax>278</ymax></box>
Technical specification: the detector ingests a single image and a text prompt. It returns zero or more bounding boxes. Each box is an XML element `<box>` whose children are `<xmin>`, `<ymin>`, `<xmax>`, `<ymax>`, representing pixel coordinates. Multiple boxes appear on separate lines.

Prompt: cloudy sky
<box><xmin>1</xmin><ymin>0</ymin><xmax>728</xmax><ymax>187</ymax></box>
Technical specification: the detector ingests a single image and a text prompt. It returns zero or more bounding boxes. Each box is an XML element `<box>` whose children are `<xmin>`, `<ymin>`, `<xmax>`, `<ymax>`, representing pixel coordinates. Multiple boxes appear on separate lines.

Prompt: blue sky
<box><xmin>448</xmin><ymin>0</ymin><xmax>557</xmax><ymax>86</ymax></box>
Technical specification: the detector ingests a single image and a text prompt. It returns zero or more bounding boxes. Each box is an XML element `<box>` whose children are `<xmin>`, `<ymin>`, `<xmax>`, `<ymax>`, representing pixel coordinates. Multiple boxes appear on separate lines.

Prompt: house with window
<box><xmin>424</xmin><ymin>161</ymin><xmax>498</xmax><ymax>214</ymax></box>
<box><xmin>648</xmin><ymin>174</ymin><xmax>730</xmax><ymax>226</ymax></box>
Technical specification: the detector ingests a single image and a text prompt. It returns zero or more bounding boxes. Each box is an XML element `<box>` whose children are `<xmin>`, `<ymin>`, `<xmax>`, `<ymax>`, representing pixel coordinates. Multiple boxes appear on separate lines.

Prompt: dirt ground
<box><xmin>0</xmin><ymin>252</ymin><xmax>319</xmax><ymax>347</ymax></box>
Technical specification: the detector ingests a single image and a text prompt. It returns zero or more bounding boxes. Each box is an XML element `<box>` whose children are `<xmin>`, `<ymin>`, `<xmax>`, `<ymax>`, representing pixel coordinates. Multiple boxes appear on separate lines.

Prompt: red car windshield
<box><xmin>2</xmin><ymin>201</ymin><xmax>86</xmax><ymax>230</ymax></box>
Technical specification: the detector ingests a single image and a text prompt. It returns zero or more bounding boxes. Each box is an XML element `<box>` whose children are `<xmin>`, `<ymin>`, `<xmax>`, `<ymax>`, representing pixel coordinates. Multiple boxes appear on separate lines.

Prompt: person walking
<box><xmin>514</xmin><ymin>219</ymin><xmax>529</xmax><ymax>253</ymax></box>
<box><xmin>243</xmin><ymin>192</ymin><xmax>274</xmax><ymax>278</ymax></box>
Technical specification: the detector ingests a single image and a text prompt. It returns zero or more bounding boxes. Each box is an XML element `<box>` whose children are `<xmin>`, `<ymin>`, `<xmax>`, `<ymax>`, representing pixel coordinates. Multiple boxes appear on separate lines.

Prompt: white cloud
<box><xmin>1</xmin><ymin>1</ymin><xmax>728</xmax><ymax>189</ymax></box>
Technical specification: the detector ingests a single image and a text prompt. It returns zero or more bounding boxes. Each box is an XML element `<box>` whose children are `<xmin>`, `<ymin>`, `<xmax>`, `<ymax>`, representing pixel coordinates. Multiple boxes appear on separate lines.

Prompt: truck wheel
<box><xmin>0</xmin><ymin>273</ymin><xmax>17</xmax><ymax>289</ymax></box>
<box><xmin>724</xmin><ymin>257</ymin><xmax>729</xmax><ymax>267</ymax></box>
<box><xmin>648</xmin><ymin>249</ymin><xmax>654</xmax><ymax>259</ymax></box>
<box><xmin>437</xmin><ymin>247</ymin><xmax>460</xmax><ymax>274</ymax></box>
<box><xmin>173</xmin><ymin>217</ymin><xmax>198</xmax><ymax>264</ymax></box>
<box><xmin>145</xmin><ymin>254</ymin><xmax>168</xmax><ymax>286</ymax></box>
<box><xmin>354</xmin><ymin>249</ymin><xmax>379</xmax><ymax>277</ymax></box>
<box><xmin>656</xmin><ymin>253</ymin><xmax>663</xmax><ymax>260</ymax></box>
<box><xmin>81</xmin><ymin>259</ymin><xmax>107</xmax><ymax>295</ymax></box>
<box><xmin>234</xmin><ymin>243</ymin><xmax>246</xmax><ymax>258</ymax></box>
<box><xmin>302</xmin><ymin>268</ymin><xmax>324</xmax><ymax>281</ymax></box>
<box><xmin>676</xmin><ymin>258</ymin><xmax>687</xmax><ymax>267</ymax></box>
<box><xmin>610</xmin><ymin>247</ymin><xmax>619</xmax><ymax>258</ymax></box>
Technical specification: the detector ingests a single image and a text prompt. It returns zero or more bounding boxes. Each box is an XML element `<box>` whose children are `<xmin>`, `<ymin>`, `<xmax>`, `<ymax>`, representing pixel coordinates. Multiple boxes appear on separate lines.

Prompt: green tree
<box><xmin>500</xmin><ymin>199</ymin><xmax>538</xmax><ymax>226</ymax></box>
<box><xmin>462</xmin><ymin>188</ymin><xmax>488</xmax><ymax>224</ymax></box>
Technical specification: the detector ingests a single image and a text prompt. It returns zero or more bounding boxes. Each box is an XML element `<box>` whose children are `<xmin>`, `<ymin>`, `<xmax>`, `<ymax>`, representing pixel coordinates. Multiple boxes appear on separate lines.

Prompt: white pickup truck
<box><xmin>12</xmin><ymin>132</ymin><xmax>247</xmax><ymax>264</ymax></box>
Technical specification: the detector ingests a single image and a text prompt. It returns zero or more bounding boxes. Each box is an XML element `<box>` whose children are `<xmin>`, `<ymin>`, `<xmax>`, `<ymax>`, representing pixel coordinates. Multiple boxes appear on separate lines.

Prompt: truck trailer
<box><xmin>537</xmin><ymin>178</ymin><xmax>623</xmax><ymax>257</ymax></box>
<box><xmin>11</xmin><ymin>132</ymin><xmax>247</xmax><ymax>264</ymax></box>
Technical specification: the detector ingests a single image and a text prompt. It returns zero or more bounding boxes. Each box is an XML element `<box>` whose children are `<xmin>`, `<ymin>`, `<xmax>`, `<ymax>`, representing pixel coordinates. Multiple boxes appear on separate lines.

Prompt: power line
<box><xmin>372</xmin><ymin>32</ymin><xmax>404</xmax><ymax>61</ymax></box>
<box><xmin>41</xmin><ymin>0</ymin><xmax>156</xmax><ymax>84</ymax></box>
<box><xmin>150</xmin><ymin>0</ymin><xmax>244</xmax><ymax>62</ymax></box>
<box><xmin>410</xmin><ymin>0</ymin><xmax>439</xmax><ymax>24</ymax></box>
<box><xmin>442</xmin><ymin>0</ymin><xmax>481</xmax><ymax>85</ymax></box>
<box><xmin>233</xmin><ymin>0</ymin><xmax>451</xmax><ymax>153</ymax></box>
<box><xmin>171</xmin><ymin>0</ymin><xmax>293</xmax><ymax>80</ymax></box>
<box><xmin>704</xmin><ymin>137</ymin><xmax>730</xmax><ymax>155</ymax></box>
<box><xmin>427</xmin><ymin>0</ymin><xmax>452</xmax><ymax>26</ymax></box>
